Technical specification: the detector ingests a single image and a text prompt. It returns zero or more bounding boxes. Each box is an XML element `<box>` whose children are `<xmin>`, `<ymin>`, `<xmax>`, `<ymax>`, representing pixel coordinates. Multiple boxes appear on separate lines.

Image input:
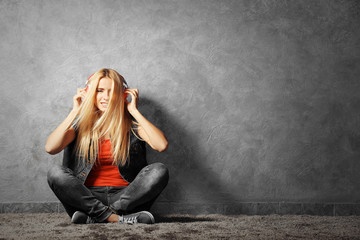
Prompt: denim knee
<box><xmin>47</xmin><ymin>165</ymin><xmax>72</xmax><ymax>189</ymax></box>
<box><xmin>145</xmin><ymin>162</ymin><xmax>169</xmax><ymax>188</ymax></box>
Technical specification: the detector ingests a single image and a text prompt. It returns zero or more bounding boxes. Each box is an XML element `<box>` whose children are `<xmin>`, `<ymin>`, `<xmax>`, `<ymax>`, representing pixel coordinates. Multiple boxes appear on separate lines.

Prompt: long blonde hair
<box><xmin>74</xmin><ymin>68</ymin><xmax>137</xmax><ymax>166</ymax></box>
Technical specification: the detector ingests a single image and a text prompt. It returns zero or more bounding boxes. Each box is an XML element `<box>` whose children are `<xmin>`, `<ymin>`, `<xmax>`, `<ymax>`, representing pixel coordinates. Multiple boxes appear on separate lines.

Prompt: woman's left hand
<box><xmin>125</xmin><ymin>88</ymin><xmax>168</xmax><ymax>152</ymax></box>
<box><xmin>125</xmin><ymin>88</ymin><xmax>139</xmax><ymax>114</ymax></box>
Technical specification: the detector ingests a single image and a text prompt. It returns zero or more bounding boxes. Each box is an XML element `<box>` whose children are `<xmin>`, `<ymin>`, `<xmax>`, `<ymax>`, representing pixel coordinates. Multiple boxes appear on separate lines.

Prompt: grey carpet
<box><xmin>0</xmin><ymin>213</ymin><xmax>359</xmax><ymax>239</ymax></box>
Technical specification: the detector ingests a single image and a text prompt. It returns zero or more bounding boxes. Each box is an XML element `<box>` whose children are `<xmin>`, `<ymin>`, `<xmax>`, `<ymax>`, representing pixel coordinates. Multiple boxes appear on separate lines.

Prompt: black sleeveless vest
<box><xmin>62</xmin><ymin>126</ymin><xmax>147</xmax><ymax>183</ymax></box>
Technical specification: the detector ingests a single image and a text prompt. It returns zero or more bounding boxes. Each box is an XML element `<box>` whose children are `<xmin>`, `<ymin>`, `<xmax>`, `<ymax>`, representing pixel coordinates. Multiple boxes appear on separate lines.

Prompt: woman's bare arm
<box><xmin>45</xmin><ymin>88</ymin><xmax>85</xmax><ymax>155</ymax></box>
<box><xmin>45</xmin><ymin>110</ymin><xmax>77</xmax><ymax>154</ymax></box>
<box><xmin>126</xmin><ymin>89</ymin><xmax>168</xmax><ymax>152</ymax></box>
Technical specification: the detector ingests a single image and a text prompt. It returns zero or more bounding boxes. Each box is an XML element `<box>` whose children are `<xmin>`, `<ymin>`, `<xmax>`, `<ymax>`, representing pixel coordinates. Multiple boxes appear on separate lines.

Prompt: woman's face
<box><xmin>95</xmin><ymin>77</ymin><xmax>113</xmax><ymax>112</ymax></box>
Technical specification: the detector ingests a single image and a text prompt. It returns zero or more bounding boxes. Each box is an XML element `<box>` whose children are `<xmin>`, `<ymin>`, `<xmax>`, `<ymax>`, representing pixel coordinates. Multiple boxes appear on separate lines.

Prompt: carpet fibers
<box><xmin>0</xmin><ymin>213</ymin><xmax>359</xmax><ymax>239</ymax></box>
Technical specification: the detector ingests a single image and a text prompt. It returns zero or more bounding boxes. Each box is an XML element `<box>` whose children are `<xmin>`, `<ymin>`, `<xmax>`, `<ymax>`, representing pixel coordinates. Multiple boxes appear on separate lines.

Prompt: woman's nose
<box><xmin>104</xmin><ymin>91</ymin><xmax>110</xmax><ymax>99</ymax></box>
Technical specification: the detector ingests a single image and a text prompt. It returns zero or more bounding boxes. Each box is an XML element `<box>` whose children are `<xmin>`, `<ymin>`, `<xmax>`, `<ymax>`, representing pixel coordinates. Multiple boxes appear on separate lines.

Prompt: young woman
<box><xmin>45</xmin><ymin>68</ymin><xmax>169</xmax><ymax>224</ymax></box>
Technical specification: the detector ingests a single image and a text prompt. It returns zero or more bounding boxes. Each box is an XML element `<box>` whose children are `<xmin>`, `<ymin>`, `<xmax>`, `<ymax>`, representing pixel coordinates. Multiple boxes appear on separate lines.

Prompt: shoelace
<box><xmin>86</xmin><ymin>217</ymin><xmax>96</xmax><ymax>224</ymax></box>
<box><xmin>119</xmin><ymin>215</ymin><xmax>138</xmax><ymax>224</ymax></box>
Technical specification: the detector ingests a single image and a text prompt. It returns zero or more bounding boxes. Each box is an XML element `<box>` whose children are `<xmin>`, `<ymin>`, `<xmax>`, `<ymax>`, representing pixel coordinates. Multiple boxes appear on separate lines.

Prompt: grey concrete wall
<box><xmin>1</xmin><ymin>0</ymin><xmax>359</xmax><ymax>214</ymax></box>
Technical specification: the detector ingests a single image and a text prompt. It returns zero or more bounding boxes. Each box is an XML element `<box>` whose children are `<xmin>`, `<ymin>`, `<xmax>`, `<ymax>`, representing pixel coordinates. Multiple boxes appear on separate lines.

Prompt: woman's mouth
<box><xmin>101</xmin><ymin>102</ymin><xmax>108</xmax><ymax>107</ymax></box>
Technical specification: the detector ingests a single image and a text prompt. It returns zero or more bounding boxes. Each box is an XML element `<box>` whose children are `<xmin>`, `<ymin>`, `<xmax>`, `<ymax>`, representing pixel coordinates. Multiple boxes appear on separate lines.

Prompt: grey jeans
<box><xmin>47</xmin><ymin>162</ymin><xmax>169</xmax><ymax>223</ymax></box>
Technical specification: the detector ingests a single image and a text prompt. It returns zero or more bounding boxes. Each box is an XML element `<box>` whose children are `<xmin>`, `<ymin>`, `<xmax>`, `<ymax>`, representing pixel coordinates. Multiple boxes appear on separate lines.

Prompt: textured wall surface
<box><xmin>1</xmin><ymin>0</ymin><xmax>360</xmax><ymax>214</ymax></box>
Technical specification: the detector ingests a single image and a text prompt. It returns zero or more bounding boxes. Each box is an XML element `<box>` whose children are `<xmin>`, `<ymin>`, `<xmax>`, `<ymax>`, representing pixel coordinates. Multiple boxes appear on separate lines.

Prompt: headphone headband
<box><xmin>85</xmin><ymin>72</ymin><xmax>128</xmax><ymax>92</ymax></box>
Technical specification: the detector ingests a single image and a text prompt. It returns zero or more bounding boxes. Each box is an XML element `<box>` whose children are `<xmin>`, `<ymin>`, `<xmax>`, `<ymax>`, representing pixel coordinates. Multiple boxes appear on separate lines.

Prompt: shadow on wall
<box><xmin>139</xmin><ymin>97</ymin><xmax>238</xmax><ymax>214</ymax></box>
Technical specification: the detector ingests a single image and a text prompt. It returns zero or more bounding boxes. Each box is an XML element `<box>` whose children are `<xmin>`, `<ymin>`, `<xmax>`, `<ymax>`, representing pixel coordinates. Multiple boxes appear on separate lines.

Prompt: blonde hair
<box><xmin>74</xmin><ymin>68</ymin><xmax>138</xmax><ymax>166</ymax></box>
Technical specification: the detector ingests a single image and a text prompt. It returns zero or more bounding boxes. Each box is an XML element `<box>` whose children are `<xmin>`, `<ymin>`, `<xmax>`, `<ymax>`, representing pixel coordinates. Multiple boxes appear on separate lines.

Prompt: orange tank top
<box><xmin>84</xmin><ymin>139</ymin><xmax>129</xmax><ymax>187</ymax></box>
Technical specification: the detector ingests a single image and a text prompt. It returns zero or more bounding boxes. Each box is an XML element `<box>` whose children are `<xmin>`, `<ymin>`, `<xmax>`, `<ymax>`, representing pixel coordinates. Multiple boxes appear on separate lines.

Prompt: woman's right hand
<box><xmin>73</xmin><ymin>88</ymin><xmax>86</xmax><ymax>112</ymax></box>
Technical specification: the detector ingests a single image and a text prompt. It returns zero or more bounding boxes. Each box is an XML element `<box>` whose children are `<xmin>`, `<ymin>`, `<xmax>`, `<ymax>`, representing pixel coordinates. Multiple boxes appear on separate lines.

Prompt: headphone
<box><xmin>84</xmin><ymin>73</ymin><xmax>93</xmax><ymax>92</ymax></box>
<box><xmin>85</xmin><ymin>72</ymin><xmax>129</xmax><ymax>99</ymax></box>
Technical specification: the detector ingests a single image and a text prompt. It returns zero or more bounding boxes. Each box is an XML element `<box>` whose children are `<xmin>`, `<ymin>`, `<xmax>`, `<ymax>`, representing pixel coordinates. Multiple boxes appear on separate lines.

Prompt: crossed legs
<box><xmin>47</xmin><ymin>163</ymin><xmax>169</xmax><ymax>222</ymax></box>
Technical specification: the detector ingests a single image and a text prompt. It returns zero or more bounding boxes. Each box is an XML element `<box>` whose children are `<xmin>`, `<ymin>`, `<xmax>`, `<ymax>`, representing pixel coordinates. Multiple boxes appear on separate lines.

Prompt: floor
<box><xmin>0</xmin><ymin>213</ymin><xmax>359</xmax><ymax>239</ymax></box>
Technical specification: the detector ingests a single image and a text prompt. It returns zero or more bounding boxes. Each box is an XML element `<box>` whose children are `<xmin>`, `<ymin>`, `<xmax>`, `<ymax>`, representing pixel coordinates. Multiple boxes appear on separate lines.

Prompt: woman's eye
<box><xmin>97</xmin><ymin>89</ymin><xmax>103</xmax><ymax>92</ymax></box>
